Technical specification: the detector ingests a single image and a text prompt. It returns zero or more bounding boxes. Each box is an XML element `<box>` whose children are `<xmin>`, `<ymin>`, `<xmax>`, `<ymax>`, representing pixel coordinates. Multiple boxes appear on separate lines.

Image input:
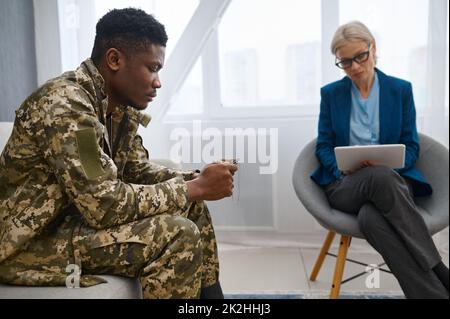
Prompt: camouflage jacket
<box><xmin>0</xmin><ymin>59</ymin><xmax>193</xmax><ymax>283</ymax></box>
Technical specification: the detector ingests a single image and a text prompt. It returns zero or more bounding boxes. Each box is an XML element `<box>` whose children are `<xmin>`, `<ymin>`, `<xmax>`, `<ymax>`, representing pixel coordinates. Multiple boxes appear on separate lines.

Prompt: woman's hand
<box><xmin>342</xmin><ymin>160</ymin><xmax>375</xmax><ymax>175</ymax></box>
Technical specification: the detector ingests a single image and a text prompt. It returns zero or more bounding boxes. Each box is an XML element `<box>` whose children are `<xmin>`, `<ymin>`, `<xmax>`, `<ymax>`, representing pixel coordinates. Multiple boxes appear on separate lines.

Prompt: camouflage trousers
<box><xmin>0</xmin><ymin>201</ymin><xmax>219</xmax><ymax>299</ymax></box>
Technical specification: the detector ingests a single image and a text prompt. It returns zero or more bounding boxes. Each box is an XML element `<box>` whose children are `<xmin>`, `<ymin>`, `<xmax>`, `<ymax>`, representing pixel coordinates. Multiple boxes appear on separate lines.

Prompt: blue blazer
<box><xmin>311</xmin><ymin>68</ymin><xmax>432</xmax><ymax>197</ymax></box>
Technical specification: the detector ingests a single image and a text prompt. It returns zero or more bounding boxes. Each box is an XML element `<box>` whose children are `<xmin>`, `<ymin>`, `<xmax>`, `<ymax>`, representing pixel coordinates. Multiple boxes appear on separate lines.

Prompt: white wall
<box><xmin>140</xmin><ymin>116</ymin><xmax>321</xmax><ymax>233</ymax></box>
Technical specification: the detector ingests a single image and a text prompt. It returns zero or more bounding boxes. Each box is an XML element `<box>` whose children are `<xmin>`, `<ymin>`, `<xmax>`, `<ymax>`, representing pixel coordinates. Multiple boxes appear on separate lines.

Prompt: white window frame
<box><xmin>35</xmin><ymin>0</ymin><xmax>448</xmax><ymax>125</ymax></box>
<box><xmin>151</xmin><ymin>0</ymin><xmax>232</xmax><ymax>122</ymax></box>
<box><xmin>163</xmin><ymin>0</ymin><xmax>341</xmax><ymax>121</ymax></box>
<box><xmin>164</xmin><ymin>0</ymin><xmax>448</xmax><ymax>123</ymax></box>
<box><xmin>207</xmin><ymin>0</ymin><xmax>340</xmax><ymax>120</ymax></box>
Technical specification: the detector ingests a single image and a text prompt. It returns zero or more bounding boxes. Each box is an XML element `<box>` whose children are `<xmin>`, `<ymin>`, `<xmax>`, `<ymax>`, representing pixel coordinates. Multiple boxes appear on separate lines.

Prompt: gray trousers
<box><xmin>324</xmin><ymin>165</ymin><xmax>448</xmax><ymax>299</ymax></box>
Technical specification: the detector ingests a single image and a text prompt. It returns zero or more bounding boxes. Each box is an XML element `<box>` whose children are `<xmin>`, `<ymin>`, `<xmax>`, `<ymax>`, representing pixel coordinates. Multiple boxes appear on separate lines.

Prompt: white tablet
<box><xmin>334</xmin><ymin>144</ymin><xmax>405</xmax><ymax>171</ymax></box>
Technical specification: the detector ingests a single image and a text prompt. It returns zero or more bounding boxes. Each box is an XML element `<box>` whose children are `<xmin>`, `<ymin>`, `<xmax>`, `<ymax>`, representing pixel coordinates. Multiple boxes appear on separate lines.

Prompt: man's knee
<box><xmin>173</xmin><ymin>217</ymin><xmax>202</xmax><ymax>245</ymax></box>
<box><xmin>158</xmin><ymin>215</ymin><xmax>201</xmax><ymax>246</ymax></box>
<box><xmin>141</xmin><ymin>215</ymin><xmax>203</xmax><ymax>272</ymax></box>
<box><xmin>127</xmin><ymin>215</ymin><xmax>202</xmax><ymax>256</ymax></box>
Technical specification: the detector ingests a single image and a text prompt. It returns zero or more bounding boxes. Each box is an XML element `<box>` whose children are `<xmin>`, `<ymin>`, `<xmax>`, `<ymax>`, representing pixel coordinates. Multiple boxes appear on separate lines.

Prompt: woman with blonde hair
<box><xmin>311</xmin><ymin>21</ymin><xmax>448</xmax><ymax>298</ymax></box>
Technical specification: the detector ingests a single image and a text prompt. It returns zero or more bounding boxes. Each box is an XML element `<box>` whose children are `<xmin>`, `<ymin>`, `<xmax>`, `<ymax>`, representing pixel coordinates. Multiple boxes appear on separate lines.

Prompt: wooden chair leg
<box><xmin>310</xmin><ymin>231</ymin><xmax>335</xmax><ymax>281</ymax></box>
<box><xmin>330</xmin><ymin>235</ymin><xmax>351</xmax><ymax>299</ymax></box>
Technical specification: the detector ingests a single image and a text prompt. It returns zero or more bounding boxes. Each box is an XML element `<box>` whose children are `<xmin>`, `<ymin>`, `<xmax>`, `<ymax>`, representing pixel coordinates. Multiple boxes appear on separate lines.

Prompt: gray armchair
<box><xmin>292</xmin><ymin>133</ymin><xmax>449</xmax><ymax>298</ymax></box>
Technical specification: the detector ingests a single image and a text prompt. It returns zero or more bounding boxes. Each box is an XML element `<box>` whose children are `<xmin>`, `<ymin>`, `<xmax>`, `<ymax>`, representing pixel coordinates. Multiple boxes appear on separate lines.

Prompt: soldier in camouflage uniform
<box><xmin>0</xmin><ymin>8</ymin><xmax>237</xmax><ymax>299</ymax></box>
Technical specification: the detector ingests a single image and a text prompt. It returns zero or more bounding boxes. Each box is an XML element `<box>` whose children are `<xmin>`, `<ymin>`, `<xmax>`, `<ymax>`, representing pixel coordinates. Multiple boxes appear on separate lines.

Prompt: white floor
<box><xmin>216</xmin><ymin>231</ymin><xmax>449</xmax><ymax>298</ymax></box>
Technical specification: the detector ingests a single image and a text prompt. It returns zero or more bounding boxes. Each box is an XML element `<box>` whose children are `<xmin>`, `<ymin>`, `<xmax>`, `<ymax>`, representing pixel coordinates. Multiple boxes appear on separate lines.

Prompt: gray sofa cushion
<box><xmin>0</xmin><ymin>276</ymin><xmax>142</xmax><ymax>299</ymax></box>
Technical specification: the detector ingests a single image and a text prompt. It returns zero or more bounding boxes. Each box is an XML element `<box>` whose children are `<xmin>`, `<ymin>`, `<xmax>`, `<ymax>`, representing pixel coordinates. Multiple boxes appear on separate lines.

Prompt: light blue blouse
<box><xmin>349</xmin><ymin>73</ymin><xmax>380</xmax><ymax>146</ymax></box>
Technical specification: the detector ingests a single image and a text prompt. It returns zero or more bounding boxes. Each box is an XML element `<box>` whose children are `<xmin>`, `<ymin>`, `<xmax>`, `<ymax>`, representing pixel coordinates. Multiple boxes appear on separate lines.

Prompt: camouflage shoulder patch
<box><xmin>75</xmin><ymin>128</ymin><xmax>105</xmax><ymax>180</ymax></box>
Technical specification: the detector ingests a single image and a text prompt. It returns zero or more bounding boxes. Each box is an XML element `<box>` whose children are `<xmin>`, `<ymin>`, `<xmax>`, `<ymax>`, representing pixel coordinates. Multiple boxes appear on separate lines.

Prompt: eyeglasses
<box><xmin>335</xmin><ymin>46</ymin><xmax>371</xmax><ymax>69</ymax></box>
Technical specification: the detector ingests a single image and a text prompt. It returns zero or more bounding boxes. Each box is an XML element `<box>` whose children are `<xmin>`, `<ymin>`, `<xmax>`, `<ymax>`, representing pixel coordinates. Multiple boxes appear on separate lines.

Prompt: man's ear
<box><xmin>105</xmin><ymin>48</ymin><xmax>122</xmax><ymax>72</ymax></box>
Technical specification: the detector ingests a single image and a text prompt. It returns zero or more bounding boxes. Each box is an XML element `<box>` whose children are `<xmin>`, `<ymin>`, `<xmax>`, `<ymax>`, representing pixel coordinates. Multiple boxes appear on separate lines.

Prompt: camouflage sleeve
<box><xmin>123</xmin><ymin>134</ymin><xmax>196</xmax><ymax>185</ymax></box>
<box><xmin>37</xmin><ymin>87</ymin><xmax>190</xmax><ymax>230</ymax></box>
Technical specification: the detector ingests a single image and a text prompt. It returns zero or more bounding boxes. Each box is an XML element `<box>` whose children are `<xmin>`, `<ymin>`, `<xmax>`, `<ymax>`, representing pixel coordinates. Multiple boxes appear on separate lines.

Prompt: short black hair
<box><xmin>91</xmin><ymin>8</ymin><xmax>168</xmax><ymax>64</ymax></box>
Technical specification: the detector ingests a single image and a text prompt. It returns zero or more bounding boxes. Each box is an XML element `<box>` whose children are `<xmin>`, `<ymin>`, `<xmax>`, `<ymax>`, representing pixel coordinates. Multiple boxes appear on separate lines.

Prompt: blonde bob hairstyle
<box><xmin>331</xmin><ymin>20</ymin><xmax>377</xmax><ymax>63</ymax></box>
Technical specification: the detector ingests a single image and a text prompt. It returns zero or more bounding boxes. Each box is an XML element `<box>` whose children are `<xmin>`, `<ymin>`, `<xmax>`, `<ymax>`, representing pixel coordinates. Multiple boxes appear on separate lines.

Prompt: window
<box><xmin>218</xmin><ymin>0</ymin><xmax>322</xmax><ymax>108</ymax></box>
<box><xmin>56</xmin><ymin>0</ymin><xmax>447</xmax><ymax>121</ymax></box>
<box><xmin>340</xmin><ymin>0</ymin><xmax>429</xmax><ymax>109</ymax></box>
<box><xmin>168</xmin><ymin>59</ymin><xmax>203</xmax><ymax>115</ymax></box>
